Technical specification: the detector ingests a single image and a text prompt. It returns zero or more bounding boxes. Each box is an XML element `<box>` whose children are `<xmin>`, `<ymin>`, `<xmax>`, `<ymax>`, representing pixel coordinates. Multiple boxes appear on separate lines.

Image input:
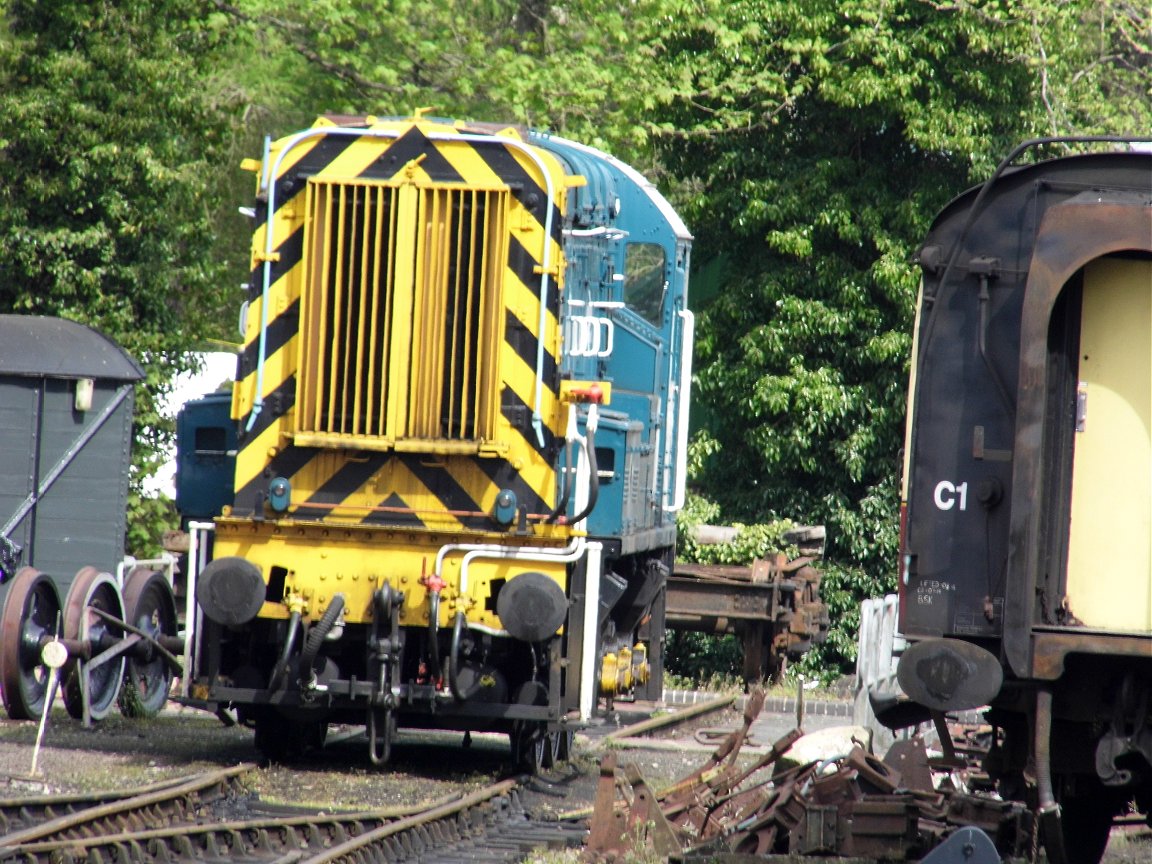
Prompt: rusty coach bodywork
<box><xmin>890</xmin><ymin>138</ymin><xmax>1152</xmax><ymax>864</ymax></box>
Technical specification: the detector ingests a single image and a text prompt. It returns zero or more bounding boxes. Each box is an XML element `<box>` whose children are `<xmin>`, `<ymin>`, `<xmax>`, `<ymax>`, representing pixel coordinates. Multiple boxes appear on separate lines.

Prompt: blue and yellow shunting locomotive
<box><xmin>179</xmin><ymin>115</ymin><xmax>693</xmax><ymax>766</ymax></box>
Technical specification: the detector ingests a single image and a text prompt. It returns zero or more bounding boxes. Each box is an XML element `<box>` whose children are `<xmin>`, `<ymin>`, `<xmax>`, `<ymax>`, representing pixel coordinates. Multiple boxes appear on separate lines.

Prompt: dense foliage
<box><xmin>1</xmin><ymin>0</ymin><xmax>1146</xmax><ymax>671</ymax></box>
<box><xmin>0</xmin><ymin>0</ymin><xmax>243</xmax><ymax>547</ymax></box>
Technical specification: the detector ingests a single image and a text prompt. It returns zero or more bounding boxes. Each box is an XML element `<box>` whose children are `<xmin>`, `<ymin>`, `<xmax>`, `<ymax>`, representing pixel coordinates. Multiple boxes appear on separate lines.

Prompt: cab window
<box><xmin>623</xmin><ymin>243</ymin><xmax>666</xmax><ymax>324</ymax></box>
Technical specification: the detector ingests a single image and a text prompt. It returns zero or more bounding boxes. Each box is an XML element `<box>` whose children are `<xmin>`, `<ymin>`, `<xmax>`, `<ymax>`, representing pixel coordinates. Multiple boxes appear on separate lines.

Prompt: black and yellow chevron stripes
<box><xmin>229</xmin><ymin>118</ymin><xmax>568</xmax><ymax>538</ymax></box>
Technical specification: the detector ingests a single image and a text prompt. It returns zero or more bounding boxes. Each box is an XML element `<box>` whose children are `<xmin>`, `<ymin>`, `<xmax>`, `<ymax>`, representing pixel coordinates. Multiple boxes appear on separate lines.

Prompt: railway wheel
<box><xmin>61</xmin><ymin>567</ymin><xmax>126</xmax><ymax>721</ymax></box>
<box><xmin>540</xmin><ymin>728</ymin><xmax>574</xmax><ymax>768</ymax></box>
<box><xmin>1048</xmin><ymin>779</ymin><xmax>1124</xmax><ymax>864</ymax></box>
<box><xmin>254</xmin><ymin>708</ymin><xmax>328</xmax><ymax>764</ymax></box>
<box><xmin>119</xmin><ymin>568</ymin><xmax>178</xmax><ymax>717</ymax></box>
<box><xmin>0</xmin><ymin>568</ymin><xmax>63</xmax><ymax>720</ymax></box>
<box><xmin>511</xmin><ymin>722</ymin><xmax>548</xmax><ymax>774</ymax></box>
<box><xmin>544</xmin><ymin>730</ymin><xmax>562</xmax><ymax>768</ymax></box>
<box><xmin>554</xmin><ymin>728</ymin><xmax>575</xmax><ymax>763</ymax></box>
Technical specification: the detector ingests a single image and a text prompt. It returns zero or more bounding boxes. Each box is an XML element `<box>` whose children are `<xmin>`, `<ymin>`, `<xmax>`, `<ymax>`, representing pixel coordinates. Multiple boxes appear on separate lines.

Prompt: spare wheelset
<box><xmin>0</xmin><ymin>565</ymin><xmax>183</xmax><ymax>723</ymax></box>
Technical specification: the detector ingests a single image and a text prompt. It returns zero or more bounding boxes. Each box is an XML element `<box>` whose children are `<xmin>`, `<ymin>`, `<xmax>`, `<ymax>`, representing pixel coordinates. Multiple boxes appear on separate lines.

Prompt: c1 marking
<box><xmin>934</xmin><ymin>480</ymin><xmax>968</xmax><ymax>511</ymax></box>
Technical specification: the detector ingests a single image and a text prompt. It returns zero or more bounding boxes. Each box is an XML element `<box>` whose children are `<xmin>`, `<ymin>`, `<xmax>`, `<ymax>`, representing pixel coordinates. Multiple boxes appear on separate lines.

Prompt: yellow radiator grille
<box><xmin>296</xmin><ymin>179</ymin><xmax>509</xmax><ymax>451</ymax></box>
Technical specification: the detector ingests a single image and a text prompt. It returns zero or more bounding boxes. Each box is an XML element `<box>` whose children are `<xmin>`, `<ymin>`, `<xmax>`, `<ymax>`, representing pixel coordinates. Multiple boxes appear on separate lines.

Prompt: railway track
<box><xmin>10</xmin><ymin>693</ymin><xmax>1138</xmax><ymax>863</ymax></box>
<box><xmin>0</xmin><ymin>695</ymin><xmax>730</xmax><ymax>864</ymax></box>
<box><xmin>0</xmin><ymin>766</ymin><xmax>587</xmax><ymax>864</ymax></box>
<box><xmin>0</xmin><ymin>693</ymin><xmax>851</xmax><ymax>864</ymax></box>
<box><xmin>0</xmin><ymin>774</ymin><xmax>205</xmax><ymax>836</ymax></box>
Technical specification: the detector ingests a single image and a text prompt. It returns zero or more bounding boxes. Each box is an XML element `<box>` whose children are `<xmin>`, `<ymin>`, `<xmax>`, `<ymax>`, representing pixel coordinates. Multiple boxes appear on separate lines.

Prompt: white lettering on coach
<box><xmin>934</xmin><ymin>480</ymin><xmax>968</xmax><ymax>511</ymax></box>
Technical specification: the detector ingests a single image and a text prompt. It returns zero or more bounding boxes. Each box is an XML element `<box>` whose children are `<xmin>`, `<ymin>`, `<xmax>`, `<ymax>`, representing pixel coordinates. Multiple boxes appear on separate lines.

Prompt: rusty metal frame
<box><xmin>585</xmin><ymin>705</ymin><xmax>1014</xmax><ymax>861</ymax></box>
<box><xmin>666</xmin><ymin>556</ymin><xmax>828</xmax><ymax>681</ymax></box>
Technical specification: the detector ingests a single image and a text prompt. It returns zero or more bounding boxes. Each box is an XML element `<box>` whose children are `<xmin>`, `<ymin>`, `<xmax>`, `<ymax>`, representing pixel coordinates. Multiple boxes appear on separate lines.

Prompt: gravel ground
<box><xmin>0</xmin><ymin>699</ymin><xmax>1147</xmax><ymax>864</ymax></box>
<box><xmin>0</xmin><ymin>697</ymin><xmax>726</xmax><ymax>815</ymax></box>
<box><xmin>0</xmin><ymin>705</ymin><xmax>545</xmax><ymax>811</ymax></box>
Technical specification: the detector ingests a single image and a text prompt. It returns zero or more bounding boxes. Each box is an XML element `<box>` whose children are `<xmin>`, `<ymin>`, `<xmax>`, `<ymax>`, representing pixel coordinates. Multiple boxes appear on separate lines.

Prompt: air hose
<box><xmin>548</xmin><ymin>402</ymin><xmax>601</xmax><ymax>525</ymax></box>
<box><xmin>449</xmin><ymin>611</ymin><xmax>467</xmax><ymax>702</ymax></box>
<box><xmin>300</xmin><ymin>593</ymin><xmax>345</xmax><ymax>681</ymax></box>
<box><xmin>569</xmin><ymin>419</ymin><xmax>600</xmax><ymax>524</ymax></box>
<box><xmin>545</xmin><ymin>436</ymin><xmax>575</xmax><ymax>523</ymax></box>
<box><xmin>267</xmin><ymin>610</ymin><xmax>301</xmax><ymax>691</ymax></box>
<box><xmin>427</xmin><ymin>591</ymin><xmax>442</xmax><ymax>679</ymax></box>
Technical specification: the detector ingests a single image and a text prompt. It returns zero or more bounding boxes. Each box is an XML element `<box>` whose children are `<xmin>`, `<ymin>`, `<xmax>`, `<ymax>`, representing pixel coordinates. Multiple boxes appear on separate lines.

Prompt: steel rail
<box><xmin>601</xmin><ymin>693</ymin><xmax>735</xmax><ymax>741</ymax></box>
<box><xmin>0</xmin><ymin>774</ymin><xmax>194</xmax><ymax>837</ymax></box>
<box><xmin>301</xmin><ymin>779</ymin><xmax>518</xmax><ymax>864</ymax></box>
<box><xmin>0</xmin><ymin>780</ymin><xmax>588</xmax><ymax>864</ymax></box>
<box><xmin>3</xmin><ymin>810</ymin><xmax>405</xmax><ymax>864</ymax></box>
<box><xmin>0</xmin><ymin>765</ymin><xmax>252</xmax><ymax>849</ymax></box>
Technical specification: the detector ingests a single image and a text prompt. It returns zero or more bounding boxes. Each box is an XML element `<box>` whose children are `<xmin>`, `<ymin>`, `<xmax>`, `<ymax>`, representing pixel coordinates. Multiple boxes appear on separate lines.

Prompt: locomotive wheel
<box><xmin>545</xmin><ymin>730</ymin><xmax>561</xmax><ymax>768</ymax></box>
<box><xmin>254</xmin><ymin>708</ymin><xmax>328</xmax><ymax>764</ymax></box>
<box><xmin>554</xmin><ymin>728</ymin><xmax>575</xmax><ymax>763</ymax></box>
<box><xmin>0</xmin><ymin>568</ymin><xmax>63</xmax><ymax>720</ymax></box>
<box><xmin>119</xmin><ymin>568</ymin><xmax>178</xmax><ymax>718</ymax></box>
<box><xmin>61</xmin><ymin>567</ymin><xmax>126</xmax><ymax>721</ymax></box>
<box><xmin>511</xmin><ymin>722</ymin><xmax>548</xmax><ymax>774</ymax></box>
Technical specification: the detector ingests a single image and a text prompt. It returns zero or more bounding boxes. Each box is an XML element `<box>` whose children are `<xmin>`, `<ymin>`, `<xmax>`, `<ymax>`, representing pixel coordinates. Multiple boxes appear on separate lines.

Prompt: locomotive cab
<box><xmin>892</xmin><ymin>139</ymin><xmax>1152</xmax><ymax>864</ymax></box>
<box><xmin>177</xmin><ymin>115</ymin><xmax>692</xmax><ymax>770</ymax></box>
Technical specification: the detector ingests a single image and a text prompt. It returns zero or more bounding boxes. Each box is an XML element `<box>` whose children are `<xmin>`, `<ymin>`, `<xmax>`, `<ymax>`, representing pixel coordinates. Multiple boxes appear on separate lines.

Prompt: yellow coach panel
<box><xmin>1065</xmin><ymin>256</ymin><xmax>1152</xmax><ymax>632</ymax></box>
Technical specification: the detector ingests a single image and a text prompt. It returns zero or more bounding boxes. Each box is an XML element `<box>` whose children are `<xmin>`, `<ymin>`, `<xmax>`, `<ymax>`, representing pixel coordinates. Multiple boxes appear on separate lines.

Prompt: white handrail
<box><xmin>182</xmin><ymin>521</ymin><xmax>215</xmax><ymax>697</ymax></box>
<box><xmin>580</xmin><ymin>542</ymin><xmax>604</xmax><ymax>720</ymax></box>
<box><xmin>663</xmin><ymin>309</ymin><xmax>694</xmax><ymax>512</ymax></box>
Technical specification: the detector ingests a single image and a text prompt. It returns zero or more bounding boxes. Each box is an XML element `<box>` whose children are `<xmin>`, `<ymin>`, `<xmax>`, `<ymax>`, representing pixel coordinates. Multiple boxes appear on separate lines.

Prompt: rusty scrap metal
<box><xmin>585</xmin><ymin>753</ymin><xmax>626</xmax><ymax>854</ymax></box>
<box><xmin>601</xmin><ymin>693</ymin><xmax>735</xmax><ymax>742</ymax></box>
<box><xmin>584</xmin><ymin>721</ymin><xmax>1024</xmax><ymax>862</ymax></box>
<box><xmin>668</xmin><ymin>552</ymin><xmax>830</xmax><ymax>681</ymax></box>
<box><xmin>620</xmin><ymin>763</ymin><xmax>681</xmax><ymax>857</ymax></box>
<box><xmin>884</xmin><ymin>736</ymin><xmax>936</xmax><ymax>793</ymax></box>
<box><xmin>847</xmin><ymin>744</ymin><xmax>902</xmax><ymax>793</ymax></box>
<box><xmin>839</xmin><ymin>796</ymin><xmax>922</xmax><ymax>860</ymax></box>
<box><xmin>793</xmin><ymin>801</ymin><xmax>840</xmax><ymax>854</ymax></box>
<box><xmin>658</xmin><ymin>688</ymin><xmax>769</xmax><ymax>806</ymax></box>
<box><xmin>947</xmin><ymin>791</ymin><xmax>1032</xmax><ymax>859</ymax></box>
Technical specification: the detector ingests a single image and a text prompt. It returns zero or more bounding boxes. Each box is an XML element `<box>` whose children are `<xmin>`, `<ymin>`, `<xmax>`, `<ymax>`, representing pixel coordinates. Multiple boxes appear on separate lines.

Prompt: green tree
<box><xmin>651</xmin><ymin>0</ymin><xmax>1150</xmax><ymax>670</ymax></box>
<box><xmin>0</xmin><ymin>0</ymin><xmax>242</xmax><ymax>552</ymax></box>
<box><xmin>211</xmin><ymin>0</ymin><xmax>682</xmax><ymax>149</ymax></box>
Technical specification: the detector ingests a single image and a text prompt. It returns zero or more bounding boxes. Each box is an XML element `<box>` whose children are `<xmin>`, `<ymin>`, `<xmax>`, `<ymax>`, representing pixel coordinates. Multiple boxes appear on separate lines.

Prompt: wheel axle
<box><xmin>0</xmin><ymin>566</ymin><xmax>183</xmax><ymax>722</ymax></box>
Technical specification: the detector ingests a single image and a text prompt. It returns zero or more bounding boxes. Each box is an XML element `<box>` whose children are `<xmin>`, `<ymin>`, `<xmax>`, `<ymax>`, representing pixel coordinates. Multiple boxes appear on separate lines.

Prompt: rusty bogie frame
<box><xmin>667</xmin><ymin>552</ymin><xmax>830</xmax><ymax>682</ymax></box>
